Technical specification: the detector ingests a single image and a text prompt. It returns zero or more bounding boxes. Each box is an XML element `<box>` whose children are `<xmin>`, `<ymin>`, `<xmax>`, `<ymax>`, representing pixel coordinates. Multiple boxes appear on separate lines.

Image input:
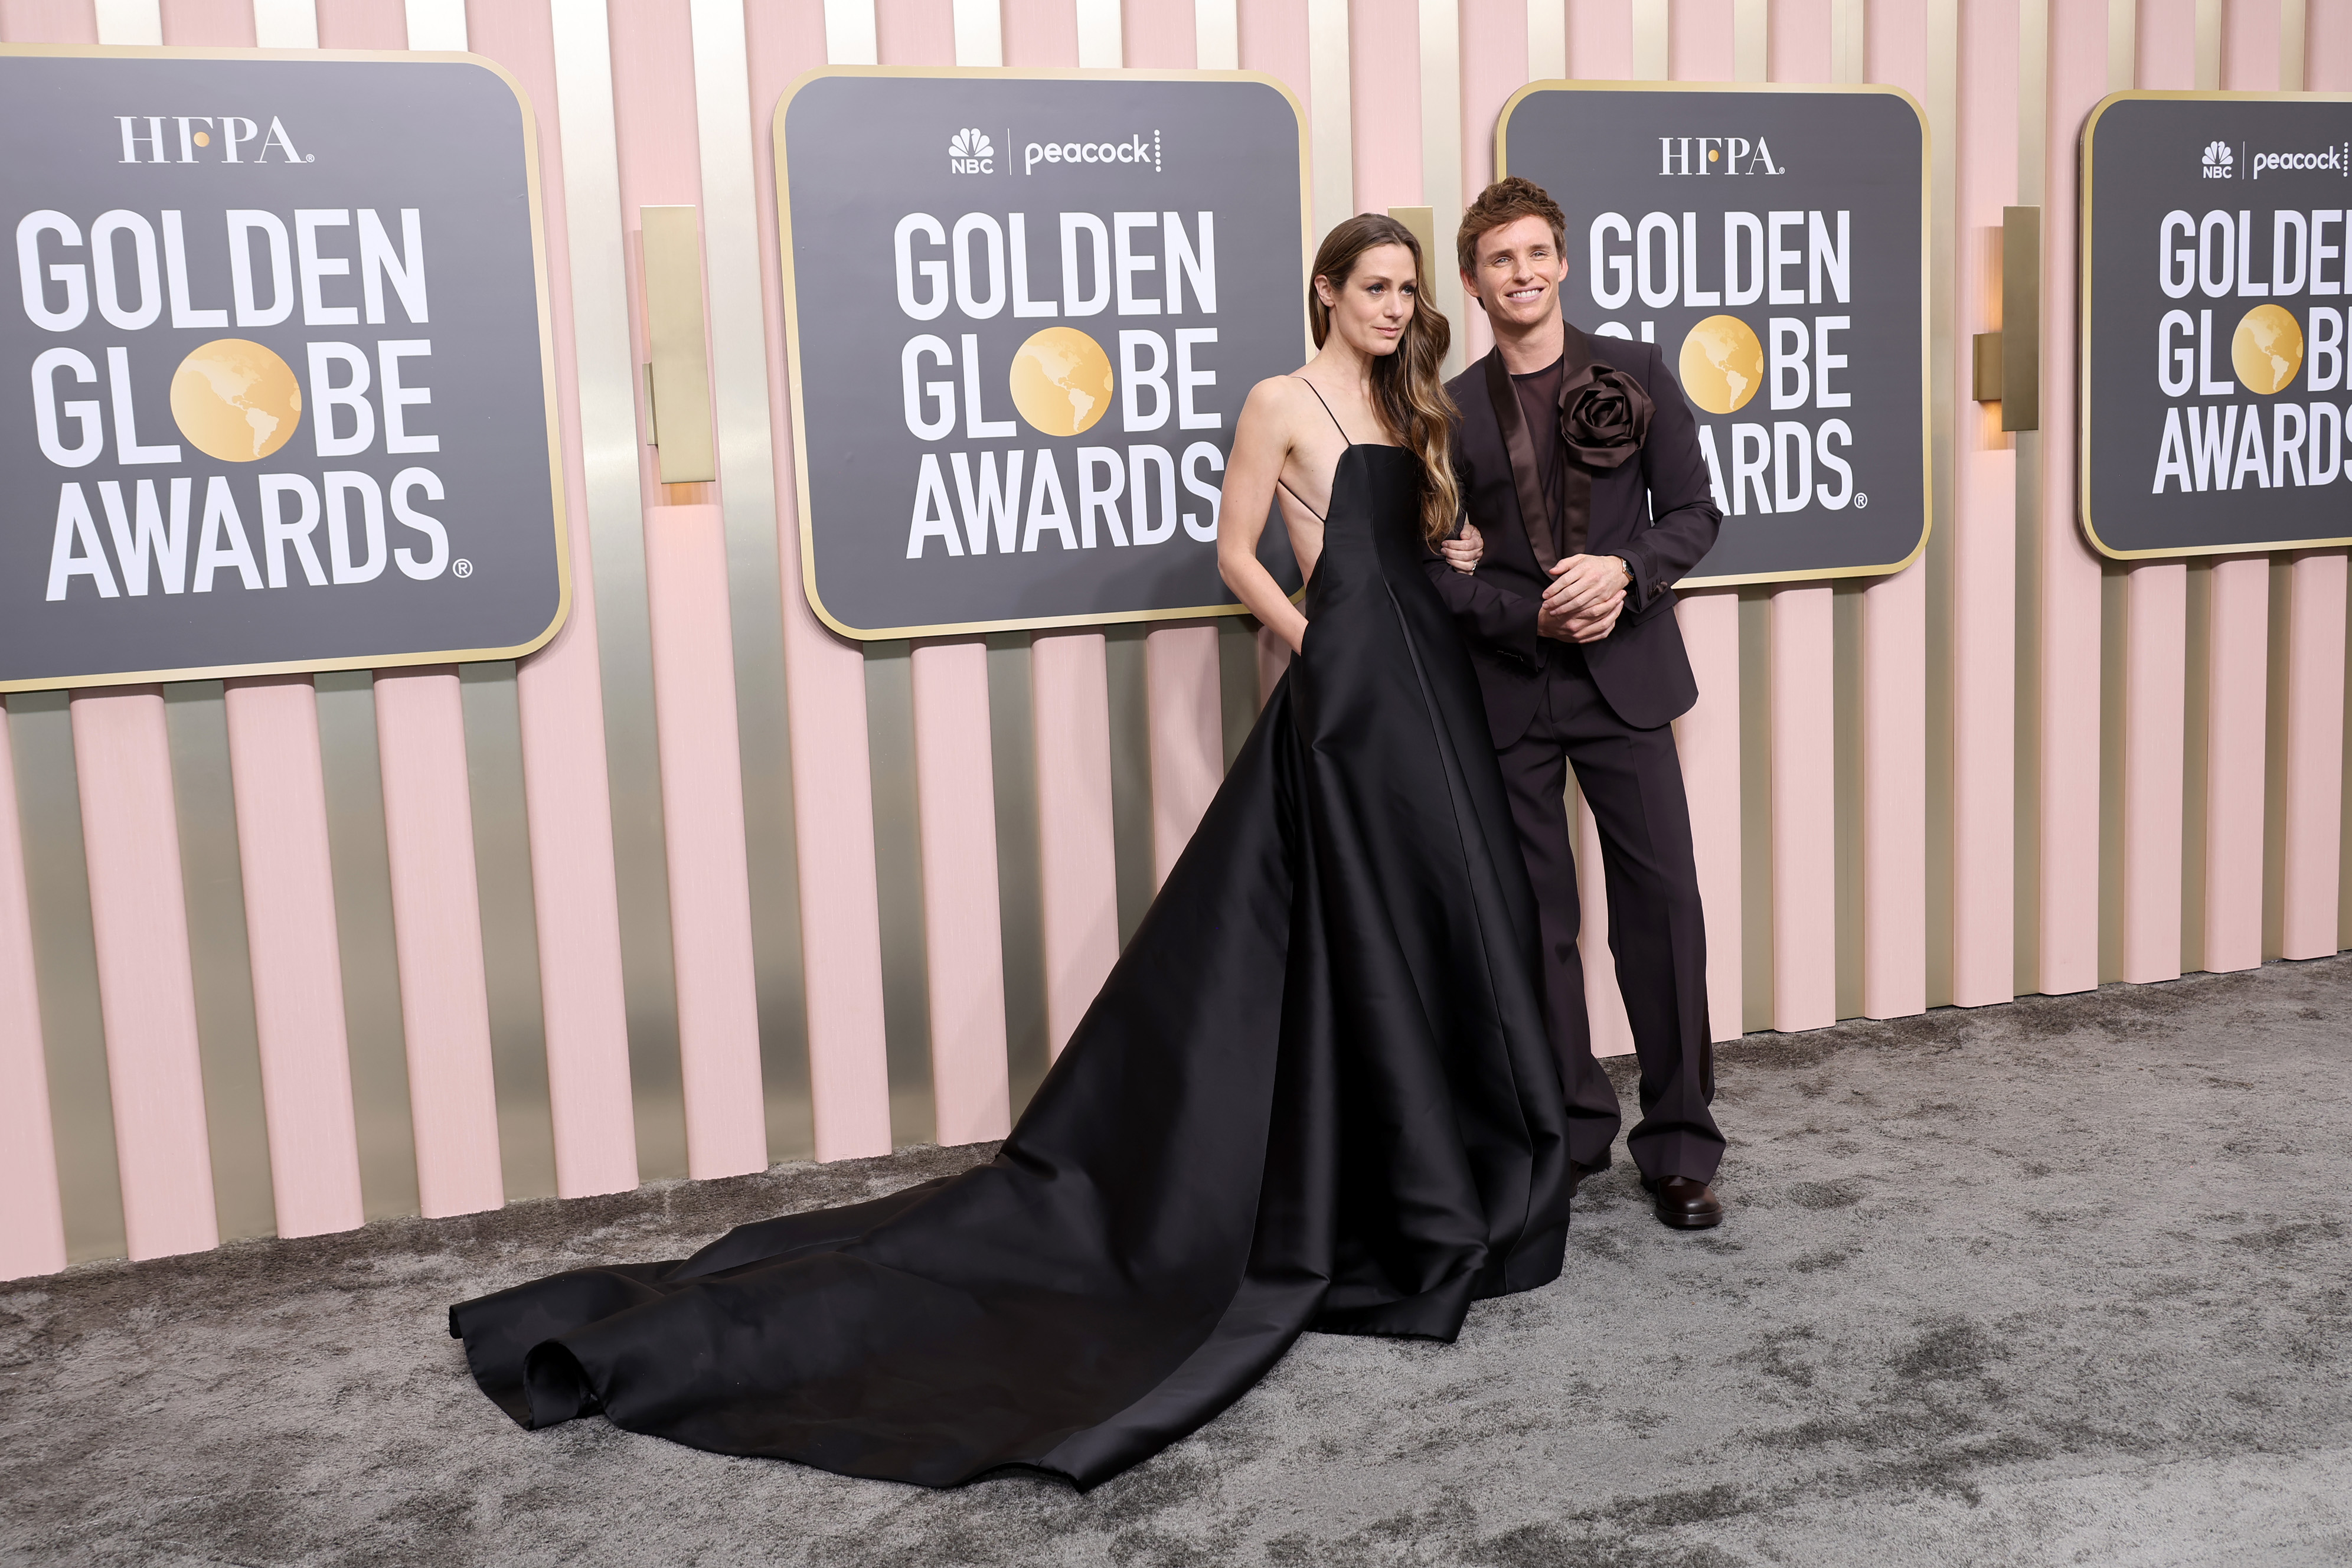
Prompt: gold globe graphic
<box><xmin>1008</xmin><ymin>327</ymin><xmax>1114</xmax><ymax>437</ymax></box>
<box><xmin>171</xmin><ymin>339</ymin><xmax>303</xmax><ymax>462</ymax></box>
<box><xmin>2232</xmin><ymin>304</ymin><xmax>2304</xmax><ymax>395</ymax></box>
<box><xmin>1678</xmin><ymin>315</ymin><xmax>1764</xmax><ymax>416</ymax></box>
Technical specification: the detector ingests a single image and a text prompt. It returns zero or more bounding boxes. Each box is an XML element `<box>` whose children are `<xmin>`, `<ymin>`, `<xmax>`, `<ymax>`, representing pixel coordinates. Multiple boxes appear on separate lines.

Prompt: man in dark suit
<box><xmin>1426</xmin><ymin>177</ymin><xmax>1726</xmax><ymax>1229</ymax></box>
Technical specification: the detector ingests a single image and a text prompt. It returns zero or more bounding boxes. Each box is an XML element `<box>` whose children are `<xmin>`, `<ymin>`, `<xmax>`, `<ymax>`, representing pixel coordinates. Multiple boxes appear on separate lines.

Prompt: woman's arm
<box><xmin>1218</xmin><ymin>378</ymin><xmax>1314</xmax><ymax>655</ymax></box>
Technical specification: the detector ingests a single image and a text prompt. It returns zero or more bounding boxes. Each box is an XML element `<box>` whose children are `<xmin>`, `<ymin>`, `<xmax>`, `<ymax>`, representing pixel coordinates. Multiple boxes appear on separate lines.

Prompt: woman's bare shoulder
<box><xmin>1237</xmin><ymin>373</ymin><xmax>1318</xmax><ymax>439</ymax></box>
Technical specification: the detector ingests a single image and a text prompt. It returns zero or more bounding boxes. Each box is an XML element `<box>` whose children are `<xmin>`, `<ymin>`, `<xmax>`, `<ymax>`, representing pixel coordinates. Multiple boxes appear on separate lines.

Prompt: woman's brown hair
<box><xmin>1306</xmin><ymin>214</ymin><xmax>1460</xmax><ymax>543</ymax></box>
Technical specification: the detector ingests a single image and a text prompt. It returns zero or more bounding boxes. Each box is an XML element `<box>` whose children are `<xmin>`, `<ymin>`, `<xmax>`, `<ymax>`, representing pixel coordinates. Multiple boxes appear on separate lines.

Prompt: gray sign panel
<box><xmin>1500</xmin><ymin>82</ymin><xmax>1929</xmax><ymax>586</ymax></box>
<box><xmin>1</xmin><ymin>47</ymin><xmax>567</xmax><ymax>692</ymax></box>
<box><xmin>2080</xmin><ymin>91</ymin><xmax>2352</xmax><ymax>558</ymax></box>
<box><xmin>776</xmin><ymin>68</ymin><xmax>1309</xmax><ymax>639</ymax></box>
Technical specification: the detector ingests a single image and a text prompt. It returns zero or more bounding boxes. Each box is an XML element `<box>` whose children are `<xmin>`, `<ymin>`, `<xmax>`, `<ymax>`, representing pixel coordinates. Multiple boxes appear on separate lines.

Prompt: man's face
<box><xmin>1463</xmin><ymin>214</ymin><xmax>1568</xmax><ymax>333</ymax></box>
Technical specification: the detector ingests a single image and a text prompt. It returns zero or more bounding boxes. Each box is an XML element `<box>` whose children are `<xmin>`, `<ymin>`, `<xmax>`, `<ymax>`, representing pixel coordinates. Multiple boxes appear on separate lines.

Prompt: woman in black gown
<box><xmin>448</xmin><ymin>214</ymin><xmax>1573</xmax><ymax>1491</ymax></box>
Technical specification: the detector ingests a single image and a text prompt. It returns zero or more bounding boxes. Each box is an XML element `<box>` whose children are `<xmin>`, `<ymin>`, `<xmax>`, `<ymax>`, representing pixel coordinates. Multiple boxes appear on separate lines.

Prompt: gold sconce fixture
<box><xmin>1971</xmin><ymin>205</ymin><xmax>2040</xmax><ymax>432</ymax></box>
<box><xmin>640</xmin><ymin>204</ymin><xmax>716</xmax><ymax>484</ymax></box>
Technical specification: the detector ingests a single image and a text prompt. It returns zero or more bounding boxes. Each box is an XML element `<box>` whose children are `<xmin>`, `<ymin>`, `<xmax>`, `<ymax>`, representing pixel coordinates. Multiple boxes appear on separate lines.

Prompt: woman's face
<box><xmin>1317</xmin><ymin>242</ymin><xmax>1418</xmax><ymax>358</ymax></box>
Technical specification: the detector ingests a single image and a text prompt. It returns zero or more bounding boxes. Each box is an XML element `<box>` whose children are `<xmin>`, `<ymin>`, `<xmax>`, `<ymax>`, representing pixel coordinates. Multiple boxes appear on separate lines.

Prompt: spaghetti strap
<box><xmin>1275</xmin><ymin>476</ymin><xmax>1326</xmax><ymax>522</ymax></box>
<box><xmin>1290</xmin><ymin>375</ymin><xmax>1353</xmax><ymax>444</ymax></box>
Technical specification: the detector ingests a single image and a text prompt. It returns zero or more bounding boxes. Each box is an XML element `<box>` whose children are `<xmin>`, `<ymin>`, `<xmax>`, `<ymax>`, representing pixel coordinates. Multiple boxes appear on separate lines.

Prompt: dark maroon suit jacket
<box><xmin>1427</xmin><ymin>326</ymin><xmax>1723</xmax><ymax>741</ymax></box>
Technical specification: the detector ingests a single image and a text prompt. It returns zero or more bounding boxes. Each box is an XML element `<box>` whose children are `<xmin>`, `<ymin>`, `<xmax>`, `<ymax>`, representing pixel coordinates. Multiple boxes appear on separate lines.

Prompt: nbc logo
<box><xmin>2201</xmin><ymin>139</ymin><xmax>2233</xmax><ymax>179</ymax></box>
<box><xmin>949</xmin><ymin>128</ymin><xmax>995</xmax><ymax>175</ymax></box>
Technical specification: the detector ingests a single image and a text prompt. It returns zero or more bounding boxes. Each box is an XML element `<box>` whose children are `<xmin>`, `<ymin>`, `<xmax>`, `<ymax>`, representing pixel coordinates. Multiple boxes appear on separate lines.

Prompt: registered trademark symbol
<box><xmin>453</xmin><ymin>558</ymin><xmax>473</xmax><ymax>578</ymax></box>
<box><xmin>305</xmin><ymin>154</ymin><xmax>315</xmax><ymax>162</ymax></box>
<box><xmin>1854</xmin><ymin>492</ymin><xmax>1869</xmax><ymax>509</ymax></box>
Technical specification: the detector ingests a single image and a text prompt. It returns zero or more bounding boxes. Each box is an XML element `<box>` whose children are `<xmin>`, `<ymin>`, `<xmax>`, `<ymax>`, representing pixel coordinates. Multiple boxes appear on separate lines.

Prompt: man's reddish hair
<box><xmin>1455</xmin><ymin>177</ymin><xmax>1568</xmax><ymax>277</ymax></box>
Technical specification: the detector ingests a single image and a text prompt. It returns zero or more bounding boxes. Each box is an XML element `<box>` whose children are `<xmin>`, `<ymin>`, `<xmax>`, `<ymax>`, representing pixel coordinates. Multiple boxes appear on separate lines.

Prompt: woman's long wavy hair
<box><xmin>1307</xmin><ymin>214</ymin><xmax>1459</xmax><ymax>543</ymax></box>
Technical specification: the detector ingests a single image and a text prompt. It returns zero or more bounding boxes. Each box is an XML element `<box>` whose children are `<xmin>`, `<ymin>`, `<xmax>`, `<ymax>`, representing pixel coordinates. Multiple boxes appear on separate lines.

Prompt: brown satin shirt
<box><xmin>1511</xmin><ymin>355</ymin><xmax>1566</xmax><ymax>558</ymax></box>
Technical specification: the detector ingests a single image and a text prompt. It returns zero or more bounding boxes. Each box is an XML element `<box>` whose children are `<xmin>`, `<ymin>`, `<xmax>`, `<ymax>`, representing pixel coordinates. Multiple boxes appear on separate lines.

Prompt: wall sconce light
<box><xmin>1971</xmin><ymin>205</ymin><xmax>2040</xmax><ymax>432</ymax></box>
<box><xmin>640</xmin><ymin>204</ymin><xmax>716</xmax><ymax>484</ymax></box>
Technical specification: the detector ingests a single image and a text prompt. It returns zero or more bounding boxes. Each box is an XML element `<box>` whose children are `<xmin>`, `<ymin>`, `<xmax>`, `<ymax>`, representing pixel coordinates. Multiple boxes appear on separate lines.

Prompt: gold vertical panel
<box><xmin>640</xmin><ymin>205</ymin><xmax>718</xmax><ymax>485</ymax></box>
<box><xmin>548</xmin><ymin>0</ymin><xmax>687</xmax><ymax>1184</ymax></box>
<box><xmin>1074</xmin><ymin>0</ymin><xmax>1121</xmax><ymax>68</ymax></box>
<box><xmin>1633</xmin><ymin>0</ymin><xmax>1669</xmax><ymax>79</ymax></box>
<box><xmin>1387</xmin><ymin>204</ymin><xmax>1439</xmax><ymax>275</ymax></box>
<box><xmin>687</xmin><ymin>0</ymin><xmax>812</xmax><ymax>1163</ymax></box>
<box><xmin>1195</xmin><ymin>0</ymin><xmax>1239</xmax><ymax>70</ymax></box>
<box><xmin>1216</xmin><ymin>618</ymin><xmax>1260</xmax><ymax>770</ymax></box>
<box><xmin>161</xmin><ymin>681</ymin><xmax>276</xmax><ymax>1243</ymax></box>
<box><xmin>1923</xmin><ymin>0</ymin><xmax>1961</xmax><ymax>1007</ymax></box>
<box><xmin>458</xmin><ymin>662</ymin><xmax>557</xmax><ymax>1203</ymax></box>
<box><xmin>2098</xmin><ymin>561</ymin><xmax>2130</xmax><ymax>981</ymax></box>
<box><xmin>955</xmin><ymin>0</ymin><xmax>1005</xmax><ymax>66</ymax></box>
<box><xmin>1734</xmin><ymin>0</ymin><xmax>1768</xmax><ymax>80</ymax></box>
<box><xmin>1528</xmin><ymin>0</ymin><xmax>1567</xmax><ymax>79</ymax></box>
<box><xmin>4</xmin><ymin>692</ymin><xmax>125</xmax><ymax>1263</ymax></box>
<box><xmin>985</xmin><ymin>633</ymin><xmax>1050</xmax><ymax>1118</ymax></box>
<box><xmin>1832</xmin><ymin>584</ymin><xmax>1867</xmax><ymax>1020</ymax></box>
<box><xmin>91</xmin><ymin>1</ymin><xmax>160</xmax><ymax>46</ymax></box>
<box><xmin>1105</xmin><ymin>626</ymin><xmax>1154</xmax><ymax>947</ymax></box>
<box><xmin>312</xmin><ymin>672</ymin><xmax>419</xmax><ymax>1220</ymax></box>
<box><xmin>861</xmin><ymin>643</ymin><xmax>936</xmax><ymax>1148</ymax></box>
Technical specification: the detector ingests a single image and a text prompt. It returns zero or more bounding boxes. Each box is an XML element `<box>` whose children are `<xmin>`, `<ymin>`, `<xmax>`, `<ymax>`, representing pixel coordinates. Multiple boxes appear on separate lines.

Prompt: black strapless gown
<box><xmin>449</xmin><ymin>445</ymin><xmax>1572</xmax><ymax>1490</ymax></box>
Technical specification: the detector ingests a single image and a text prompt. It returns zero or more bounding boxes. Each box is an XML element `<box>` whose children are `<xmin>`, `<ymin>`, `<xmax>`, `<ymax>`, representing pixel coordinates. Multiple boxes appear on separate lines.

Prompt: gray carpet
<box><xmin>5</xmin><ymin>959</ymin><xmax>2351</xmax><ymax>1567</ymax></box>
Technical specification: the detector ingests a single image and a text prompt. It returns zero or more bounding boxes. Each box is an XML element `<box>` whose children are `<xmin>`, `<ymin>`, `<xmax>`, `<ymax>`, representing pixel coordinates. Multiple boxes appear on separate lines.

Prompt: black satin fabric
<box><xmin>447</xmin><ymin>445</ymin><xmax>1572</xmax><ymax>1491</ymax></box>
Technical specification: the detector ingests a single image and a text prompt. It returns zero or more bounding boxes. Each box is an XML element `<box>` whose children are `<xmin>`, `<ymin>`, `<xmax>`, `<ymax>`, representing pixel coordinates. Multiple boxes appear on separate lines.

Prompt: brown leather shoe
<box><xmin>1642</xmin><ymin>1175</ymin><xmax>1724</xmax><ymax>1230</ymax></box>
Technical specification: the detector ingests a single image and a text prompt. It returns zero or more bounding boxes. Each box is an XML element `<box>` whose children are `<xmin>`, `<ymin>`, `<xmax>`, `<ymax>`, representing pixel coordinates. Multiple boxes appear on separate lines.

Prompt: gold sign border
<box><xmin>2076</xmin><ymin>87</ymin><xmax>2352</xmax><ymax>563</ymax></box>
<box><xmin>772</xmin><ymin>64</ymin><xmax>1313</xmax><ymax>643</ymax></box>
<box><xmin>1496</xmin><ymin>77</ymin><xmax>1935</xmax><ymax>590</ymax></box>
<box><xmin>0</xmin><ymin>43</ymin><xmax>573</xmax><ymax>695</ymax></box>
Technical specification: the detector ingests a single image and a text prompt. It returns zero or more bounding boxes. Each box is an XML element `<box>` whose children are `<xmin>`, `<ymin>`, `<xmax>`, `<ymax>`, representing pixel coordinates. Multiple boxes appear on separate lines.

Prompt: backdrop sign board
<box><xmin>1498</xmin><ymin>81</ymin><xmax>1930</xmax><ymax>586</ymax></box>
<box><xmin>776</xmin><ymin>67</ymin><xmax>1309</xmax><ymax>640</ymax></box>
<box><xmin>0</xmin><ymin>47</ymin><xmax>567</xmax><ymax>694</ymax></box>
<box><xmin>2079</xmin><ymin>91</ymin><xmax>2352</xmax><ymax>558</ymax></box>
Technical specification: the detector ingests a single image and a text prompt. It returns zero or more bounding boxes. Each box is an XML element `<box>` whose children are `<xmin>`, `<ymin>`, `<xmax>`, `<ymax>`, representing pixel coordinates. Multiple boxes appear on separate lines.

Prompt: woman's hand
<box><xmin>1439</xmin><ymin>521</ymin><xmax>1484</xmax><ymax>576</ymax></box>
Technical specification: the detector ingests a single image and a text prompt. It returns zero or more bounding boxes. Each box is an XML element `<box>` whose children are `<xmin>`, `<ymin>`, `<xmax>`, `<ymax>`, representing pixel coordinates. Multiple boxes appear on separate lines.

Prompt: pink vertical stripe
<box><xmin>373</xmin><ymin>670</ymin><xmax>504</xmax><ymax>1217</ymax></box>
<box><xmin>2279</xmin><ymin>555</ymin><xmax>2347</xmax><ymax>958</ymax></box>
<box><xmin>1567</xmin><ymin>0</ymin><xmax>1633</xmax><ymax>76</ymax></box>
<box><xmin>1146</xmin><ymin>625</ymin><xmax>1225</xmax><ymax>887</ymax></box>
<box><xmin>1349</xmin><ymin>0</ymin><xmax>1422</xmax><ymax>214</ymax></box>
<box><xmin>2201</xmin><ymin>0</ymin><xmax>2281</xmax><ymax>973</ymax></box>
<box><xmin>1858</xmin><ymin>0</ymin><xmax>1932</xmax><ymax>1024</ymax></box>
<box><xmin>222</xmin><ymin>678</ymin><xmax>364</xmax><ymax>1238</ymax></box>
<box><xmin>1237</xmin><ymin>0</ymin><xmax>1311</xmax><ymax>134</ymax></box>
<box><xmin>159</xmin><ymin>0</ymin><xmax>249</xmax><ymax>45</ymax></box>
<box><xmin>2036</xmin><ymin>0</ymin><xmax>2108</xmax><ymax>997</ymax></box>
<box><xmin>2313</xmin><ymin>0</ymin><xmax>2352</xmax><ymax>87</ymax></box>
<box><xmin>1574</xmin><ymin>789</ymin><xmax>1637</xmax><ymax>1057</ymax></box>
<box><xmin>2222</xmin><ymin>0</ymin><xmax>2282</xmax><ymax>84</ymax></box>
<box><xmin>1032</xmin><ymin>632</ymin><xmax>1121</xmax><ymax>1057</ymax></box>
<box><xmin>2116</xmin><ymin>0</ymin><xmax>2197</xmax><ymax>986</ymax></box>
<box><xmin>1949</xmin><ymin>0</ymin><xmax>2018</xmax><ymax>1008</ymax></box>
<box><xmin>1457</xmin><ymin>0</ymin><xmax>1527</xmax><ymax>367</ymax></box>
<box><xmin>1674</xmin><ymin>594</ymin><xmax>1743</xmax><ymax>1042</ymax></box>
<box><xmin>2202</xmin><ymin>561</ymin><xmax>2271</xmax><ymax>971</ymax></box>
<box><xmin>746</xmin><ymin>0</ymin><xmax>894</xmax><ymax>1163</ymax></box>
<box><xmin>1762</xmin><ymin>1</ymin><xmax>1835</xmax><ymax>1033</ymax></box>
<box><xmin>2137</xmin><ymin>0</ymin><xmax>2199</xmax><ymax>84</ymax></box>
<box><xmin>1005</xmin><ymin>0</ymin><xmax>1079</xmax><ymax>67</ymax></box>
<box><xmin>69</xmin><ymin>691</ymin><xmax>218</xmax><ymax>1259</ymax></box>
<box><xmin>0</xmin><ymin>4</ymin><xmax>97</xmax><ymax>45</ymax></box>
<box><xmin>875</xmin><ymin>0</ymin><xmax>953</xmax><ymax>61</ymax></box>
<box><xmin>471</xmin><ymin>0</ymin><xmax>641</xmax><ymax>1201</ymax></box>
<box><xmin>1769</xmin><ymin>587</ymin><xmax>1836</xmax><ymax>1029</ymax></box>
<box><xmin>911</xmin><ymin>641</ymin><xmax>1011</xmax><ymax>1145</ymax></box>
<box><xmin>1123</xmin><ymin>0</ymin><xmax>1195</xmax><ymax>66</ymax></box>
<box><xmin>1768</xmin><ymin>0</ymin><xmax>1831</xmax><ymax>79</ymax></box>
<box><xmin>2121</xmin><ymin>565</ymin><xmax>2188</xmax><ymax>980</ymax></box>
<box><xmin>644</xmin><ymin>506</ymin><xmax>767</xmax><ymax>1178</ymax></box>
<box><xmin>0</xmin><ymin>700</ymin><xmax>66</xmax><ymax>1280</ymax></box>
<box><xmin>609</xmin><ymin>4</ymin><xmax>767</xmax><ymax>1182</ymax></box>
<box><xmin>1668</xmin><ymin>0</ymin><xmax>1734</xmax><ymax>79</ymax></box>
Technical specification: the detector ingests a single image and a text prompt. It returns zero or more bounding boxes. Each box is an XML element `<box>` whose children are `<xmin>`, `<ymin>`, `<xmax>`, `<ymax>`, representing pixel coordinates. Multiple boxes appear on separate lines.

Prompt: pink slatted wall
<box><xmin>1</xmin><ymin>0</ymin><xmax>2345</xmax><ymax>1280</ymax></box>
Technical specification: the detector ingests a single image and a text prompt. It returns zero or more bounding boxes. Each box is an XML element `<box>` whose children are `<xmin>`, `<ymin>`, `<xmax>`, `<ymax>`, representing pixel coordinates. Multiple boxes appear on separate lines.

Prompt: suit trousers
<box><xmin>1496</xmin><ymin>642</ymin><xmax>1723</xmax><ymax>1182</ymax></box>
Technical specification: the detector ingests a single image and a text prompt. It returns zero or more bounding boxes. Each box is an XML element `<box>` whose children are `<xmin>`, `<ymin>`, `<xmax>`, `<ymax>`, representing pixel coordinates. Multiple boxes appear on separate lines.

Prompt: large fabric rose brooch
<box><xmin>1559</xmin><ymin>365</ymin><xmax>1654</xmax><ymax>471</ymax></box>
